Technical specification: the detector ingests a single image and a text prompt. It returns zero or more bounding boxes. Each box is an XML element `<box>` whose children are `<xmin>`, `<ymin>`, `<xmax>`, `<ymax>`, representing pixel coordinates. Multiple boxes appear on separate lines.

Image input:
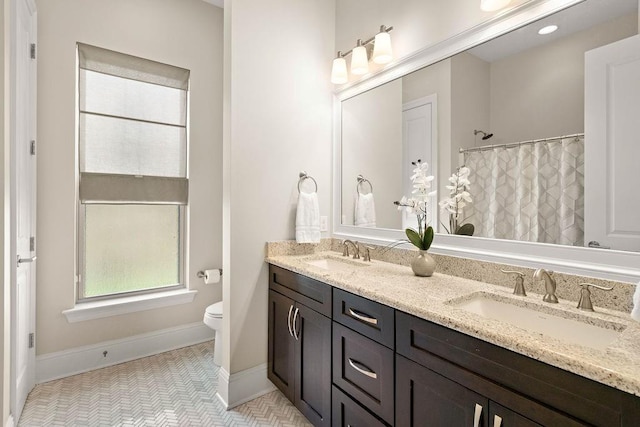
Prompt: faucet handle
<box><xmin>360</xmin><ymin>244</ymin><xmax>373</xmax><ymax>262</ymax></box>
<box><xmin>577</xmin><ymin>283</ymin><xmax>613</xmax><ymax>312</ymax></box>
<box><xmin>352</xmin><ymin>241</ymin><xmax>360</xmax><ymax>260</ymax></box>
<box><xmin>501</xmin><ymin>270</ymin><xmax>526</xmax><ymax>296</ymax></box>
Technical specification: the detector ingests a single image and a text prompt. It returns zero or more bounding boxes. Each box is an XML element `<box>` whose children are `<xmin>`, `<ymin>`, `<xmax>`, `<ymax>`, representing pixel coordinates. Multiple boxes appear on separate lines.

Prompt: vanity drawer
<box><xmin>333</xmin><ymin>289</ymin><xmax>394</xmax><ymax>349</ymax></box>
<box><xmin>332</xmin><ymin>322</ymin><xmax>394</xmax><ymax>425</ymax></box>
<box><xmin>269</xmin><ymin>265</ymin><xmax>331</xmax><ymax>317</ymax></box>
<box><xmin>332</xmin><ymin>385</ymin><xmax>388</xmax><ymax>427</ymax></box>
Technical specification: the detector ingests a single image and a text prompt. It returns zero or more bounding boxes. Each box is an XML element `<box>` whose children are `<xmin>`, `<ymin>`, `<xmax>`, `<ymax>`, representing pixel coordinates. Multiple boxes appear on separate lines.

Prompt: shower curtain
<box><xmin>463</xmin><ymin>136</ymin><xmax>584</xmax><ymax>246</ymax></box>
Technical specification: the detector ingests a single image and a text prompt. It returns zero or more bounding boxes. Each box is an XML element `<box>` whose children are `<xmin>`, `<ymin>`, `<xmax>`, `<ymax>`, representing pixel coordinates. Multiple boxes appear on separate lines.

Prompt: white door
<box><xmin>402</xmin><ymin>95</ymin><xmax>438</xmax><ymax>230</ymax></box>
<box><xmin>11</xmin><ymin>0</ymin><xmax>37</xmax><ymax>420</ymax></box>
<box><xmin>584</xmin><ymin>35</ymin><xmax>640</xmax><ymax>252</ymax></box>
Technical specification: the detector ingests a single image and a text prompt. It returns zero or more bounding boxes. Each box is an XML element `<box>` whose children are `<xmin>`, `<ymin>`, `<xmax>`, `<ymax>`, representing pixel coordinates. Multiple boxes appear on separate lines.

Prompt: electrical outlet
<box><xmin>320</xmin><ymin>216</ymin><xmax>328</xmax><ymax>232</ymax></box>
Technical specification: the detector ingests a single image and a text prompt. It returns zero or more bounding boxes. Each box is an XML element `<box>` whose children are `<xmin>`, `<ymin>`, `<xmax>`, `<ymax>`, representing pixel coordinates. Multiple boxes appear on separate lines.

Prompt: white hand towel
<box><xmin>631</xmin><ymin>283</ymin><xmax>640</xmax><ymax>322</ymax></box>
<box><xmin>296</xmin><ymin>191</ymin><xmax>321</xmax><ymax>243</ymax></box>
<box><xmin>354</xmin><ymin>192</ymin><xmax>376</xmax><ymax>227</ymax></box>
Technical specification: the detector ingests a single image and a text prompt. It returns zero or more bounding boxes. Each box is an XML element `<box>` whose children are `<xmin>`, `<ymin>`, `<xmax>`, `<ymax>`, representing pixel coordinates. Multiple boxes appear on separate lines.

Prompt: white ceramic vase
<box><xmin>411</xmin><ymin>250</ymin><xmax>436</xmax><ymax>277</ymax></box>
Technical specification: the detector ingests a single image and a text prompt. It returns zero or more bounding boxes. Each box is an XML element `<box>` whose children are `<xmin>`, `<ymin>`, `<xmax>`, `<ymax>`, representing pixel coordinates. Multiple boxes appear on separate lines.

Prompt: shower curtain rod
<box><xmin>459</xmin><ymin>132</ymin><xmax>584</xmax><ymax>154</ymax></box>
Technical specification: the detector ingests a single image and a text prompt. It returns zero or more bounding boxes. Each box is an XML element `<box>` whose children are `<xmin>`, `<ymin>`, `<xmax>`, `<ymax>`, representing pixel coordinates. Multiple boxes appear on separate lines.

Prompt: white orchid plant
<box><xmin>439</xmin><ymin>166</ymin><xmax>474</xmax><ymax>236</ymax></box>
<box><xmin>394</xmin><ymin>159</ymin><xmax>437</xmax><ymax>251</ymax></box>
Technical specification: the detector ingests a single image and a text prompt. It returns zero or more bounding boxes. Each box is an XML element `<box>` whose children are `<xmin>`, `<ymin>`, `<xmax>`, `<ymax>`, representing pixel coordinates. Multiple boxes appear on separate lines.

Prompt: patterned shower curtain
<box><xmin>463</xmin><ymin>136</ymin><xmax>584</xmax><ymax>246</ymax></box>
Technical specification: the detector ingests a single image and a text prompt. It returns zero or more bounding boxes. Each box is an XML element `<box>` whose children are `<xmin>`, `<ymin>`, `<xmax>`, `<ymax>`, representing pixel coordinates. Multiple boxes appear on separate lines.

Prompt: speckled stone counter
<box><xmin>265</xmin><ymin>246</ymin><xmax>640</xmax><ymax>398</ymax></box>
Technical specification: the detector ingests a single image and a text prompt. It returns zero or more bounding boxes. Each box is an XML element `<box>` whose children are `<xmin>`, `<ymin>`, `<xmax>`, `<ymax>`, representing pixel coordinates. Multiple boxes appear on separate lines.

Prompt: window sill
<box><xmin>62</xmin><ymin>288</ymin><xmax>198</xmax><ymax>323</ymax></box>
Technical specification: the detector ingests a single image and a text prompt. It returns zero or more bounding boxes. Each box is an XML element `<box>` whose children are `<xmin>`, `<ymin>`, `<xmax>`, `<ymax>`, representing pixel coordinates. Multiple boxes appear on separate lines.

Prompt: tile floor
<box><xmin>18</xmin><ymin>342</ymin><xmax>312</xmax><ymax>426</ymax></box>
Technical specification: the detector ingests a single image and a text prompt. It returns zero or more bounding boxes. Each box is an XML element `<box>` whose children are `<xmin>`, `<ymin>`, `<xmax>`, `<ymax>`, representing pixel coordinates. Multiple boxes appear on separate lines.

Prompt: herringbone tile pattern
<box><xmin>19</xmin><ymin>342</ymin><xmax>312</xmax><ymax>426</ymax></box>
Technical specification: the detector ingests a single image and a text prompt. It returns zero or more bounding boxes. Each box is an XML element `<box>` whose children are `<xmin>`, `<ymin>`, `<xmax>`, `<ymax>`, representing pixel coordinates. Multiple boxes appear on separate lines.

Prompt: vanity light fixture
<box><xmin>538</xmin><ymin>25</ymin><xmax>558</xmax><ymax>35</ymax></box>
<box><xmin>480</xmin><ymin>0</ymin><xmax>512</xmax><ymax>12</ymax></box>
<box><xmin>330</xmin><ymin>25</ymin><xmax>394</xmax><ymax>84</ymax></box>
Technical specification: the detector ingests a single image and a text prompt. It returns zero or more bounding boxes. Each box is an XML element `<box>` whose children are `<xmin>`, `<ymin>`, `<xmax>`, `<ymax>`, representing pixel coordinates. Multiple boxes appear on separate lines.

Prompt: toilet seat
<box><xmin>205</xmin><ymin>301</ymin><xmax>223</xmax><ymax>318</ymax></box>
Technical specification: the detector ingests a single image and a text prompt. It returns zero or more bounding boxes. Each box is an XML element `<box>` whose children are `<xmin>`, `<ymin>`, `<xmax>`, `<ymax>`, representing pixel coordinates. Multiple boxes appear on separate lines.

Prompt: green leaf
<box><xmin>455</xmin><ymin>223</ymin><xmax>475</xmax><ymax>236</ymax></box>
<box><xmin>405</xmin><ymin>228</ymin><xmax>423</xmax><ymax>249</ymax></box>
<box><xmin>422</xmin><ymin>226</ymin><xmax>434</xmax><ymax>250</ymax></box>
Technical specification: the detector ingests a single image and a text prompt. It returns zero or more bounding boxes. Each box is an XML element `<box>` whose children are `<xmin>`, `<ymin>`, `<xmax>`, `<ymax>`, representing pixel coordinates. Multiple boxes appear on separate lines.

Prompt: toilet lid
<box><xmin>206</xmin><ymin>301</ymin><xmax>223</xmax><ymax>317</ymax></box>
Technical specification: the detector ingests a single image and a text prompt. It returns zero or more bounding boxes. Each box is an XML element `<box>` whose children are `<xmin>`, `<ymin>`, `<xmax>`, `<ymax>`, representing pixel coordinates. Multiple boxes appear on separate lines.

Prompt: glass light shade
<box><xmin>373</xmin><ymin>32</ymin><xmax>393</xmax><ymax>64</ymax></box>
<box><xmin>331</xmin><ymin>57</ymin><xmax>348</xmax><ymax>84</ymax></box>
<box><xmin>480</xmin><ymin>0</ymin><xmax>511</xmax><ymax>12</ymax></box>
<box><xmin>350</xmin><ymin>45</ymin><xmax>369</xmax><ymax>75</ymax></box>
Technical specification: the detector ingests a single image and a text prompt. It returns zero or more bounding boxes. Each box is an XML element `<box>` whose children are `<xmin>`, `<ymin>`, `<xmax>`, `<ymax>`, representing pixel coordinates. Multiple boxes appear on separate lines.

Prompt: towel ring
<box><xmin>356</xmin><ymin>175</ymin><xmax>373</xmax><ymax>195</ymax></box>
<box><xmin>298</xmin><ymin>171</ymin><xmax>318</xmax><ymax>193</ymax></box>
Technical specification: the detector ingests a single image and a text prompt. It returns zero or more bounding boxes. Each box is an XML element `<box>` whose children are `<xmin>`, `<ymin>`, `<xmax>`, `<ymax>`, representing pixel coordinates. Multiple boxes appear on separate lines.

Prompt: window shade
<box><xmin>80</xmin><ymin>173</ymin><xmax>188</xmax><ymax>205</ymax></box>
<box><xmin>77</xmin><ymin>43</ymin><xmax>190</xmax><ymax>90</ymax></box>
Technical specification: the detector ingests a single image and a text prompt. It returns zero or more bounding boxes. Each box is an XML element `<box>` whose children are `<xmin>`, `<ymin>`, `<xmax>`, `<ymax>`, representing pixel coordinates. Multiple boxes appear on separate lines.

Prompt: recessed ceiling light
<box><xmin>538</xmin><ymin>25</ymin><xmax>558</xmax><ymax>35</ymax></box>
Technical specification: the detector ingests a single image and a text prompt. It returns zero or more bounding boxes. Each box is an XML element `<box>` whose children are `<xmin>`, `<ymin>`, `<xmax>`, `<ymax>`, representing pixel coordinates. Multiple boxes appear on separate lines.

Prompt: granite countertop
<box><xmin>266</xmin><ymin>250</ymin><xmax>640</xmax><ymax>397</ymax></box>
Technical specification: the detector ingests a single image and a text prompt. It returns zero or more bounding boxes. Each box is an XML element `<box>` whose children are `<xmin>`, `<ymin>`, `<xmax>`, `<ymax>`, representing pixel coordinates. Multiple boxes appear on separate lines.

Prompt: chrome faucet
<box><xmin>533</xmin><ymin>268</ymin><xmax>558</xmax><ymax>303</ymax></box>
<box><xmin>359</xmin><ymin>243</ymin><xmax>372</xmax><ymax>262</ymax></box>
<box><xmin>342</xmin><ymin>240</ymin><xmax>360</xmax><ymax>259</ymax></box>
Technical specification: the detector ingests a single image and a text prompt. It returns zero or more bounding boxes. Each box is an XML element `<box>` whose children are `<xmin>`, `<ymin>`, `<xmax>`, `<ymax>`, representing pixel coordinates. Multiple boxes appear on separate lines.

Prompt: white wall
<box><xmin>489</xmin><ymin>12</ymin><xmax>638</xmax><ymax>145</ymax></box>
<box><xmin>450</xmin><ymin>52</ymin><xmax>490</xmax><ymax>166</ymax></box>
<box><xmin>341</xmin><ymin>79</ymin><xmax>402</xmax><ymax>229</ymax></box>
<box><xmin>35</xmin><ymin>0</ymin><xmax>223</xmax><ymax>354</ymax></box>
<box><xmin>223</xmin><ymin>0</ymin><xmax>335</xmax><ymax>379</ymax></box>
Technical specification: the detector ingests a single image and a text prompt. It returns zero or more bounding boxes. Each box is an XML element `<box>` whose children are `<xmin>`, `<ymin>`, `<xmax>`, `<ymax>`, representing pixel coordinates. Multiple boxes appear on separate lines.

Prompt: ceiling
<box><xmin>469</xmin><ymin>0</ymin><xmax>637</xmax><ymax>62</ymax></box>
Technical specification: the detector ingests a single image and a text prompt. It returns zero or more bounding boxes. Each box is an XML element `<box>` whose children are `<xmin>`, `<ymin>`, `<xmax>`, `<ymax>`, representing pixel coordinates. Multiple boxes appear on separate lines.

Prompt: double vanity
<box><xmin>266</xmin><ymin>245</ymin><xmax>640</xmax><ymax>426</ymax></box>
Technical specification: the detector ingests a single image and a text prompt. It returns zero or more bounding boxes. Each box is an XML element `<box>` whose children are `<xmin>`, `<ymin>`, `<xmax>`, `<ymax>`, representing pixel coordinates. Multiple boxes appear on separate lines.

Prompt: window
<box><xmin>77</xmin><ymin>43</ymin><xmax>190</xmax><ymax>301</ymax></box>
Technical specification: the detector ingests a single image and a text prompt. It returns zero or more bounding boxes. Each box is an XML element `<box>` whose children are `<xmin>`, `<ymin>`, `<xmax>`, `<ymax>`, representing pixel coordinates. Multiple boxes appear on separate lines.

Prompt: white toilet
<box><xmin>203</xmin><ymin>301</ymin><xmax>223</xmax><ymax>366</ymax></box>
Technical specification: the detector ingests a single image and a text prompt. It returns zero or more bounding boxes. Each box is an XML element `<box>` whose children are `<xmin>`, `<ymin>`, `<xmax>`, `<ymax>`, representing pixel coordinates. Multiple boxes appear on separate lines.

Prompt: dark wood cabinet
<box><xmin>332</xmin><ymin>322</ymin><xmax>395</xmax><ymax>425</ymax></box>
<box><xmin>396</xmin><ymin>355</ymin><xmax>488</xmax><ymax>427</ymax></box>
<box><xmin>332</xmin><ymin>386</ymin><xmax>387</xmax><ymax>427</ymax></box>
<box><xmin>267</xmin><ymin>265</ymin><xmax>640</xmax><ymax>427</ymax></box>
<box><xmin>268</xmin><ymin>266</ymin><xmax>331</xmax><ymax>427</ymax></box>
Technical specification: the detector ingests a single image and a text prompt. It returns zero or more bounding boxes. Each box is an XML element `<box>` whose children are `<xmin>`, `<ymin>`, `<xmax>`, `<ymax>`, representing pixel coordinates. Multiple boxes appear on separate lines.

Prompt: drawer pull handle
<box><xmin>348</xmin><ymin>308</ymin><xmax>378</xmax><ymax>326</ymax></box>
<box><xmin>493</xmin><ymin>415</ymin><xmax>502</xmax><ymax>427</ymax></box>
<box><xmin>348</xmin><ymin>358</ymin><xmax>377</xmax><ymax>379</ymax></box>
<box><xmin>287</xmin><ymin>305</ymin><xmax>294</xmax><ymax>337</ymax></box>
<box><xmin>292</xmin><ymin>307</ymin><xmax>300</xmax><ymax>341</ymax></box>
<box><xmin>473</xmin><ymin>403</ymin><xmax>483</xmax><ymax>427</ymax></box>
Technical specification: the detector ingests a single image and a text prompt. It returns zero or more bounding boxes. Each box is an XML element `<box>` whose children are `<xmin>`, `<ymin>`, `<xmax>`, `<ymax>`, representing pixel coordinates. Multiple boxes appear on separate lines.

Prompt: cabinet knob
<box><xmin>348</xmin><ymin>358</ymin><xmax>377</xmax><ymax>379</ymax></box>
<box><xmin>493</xmin><ymin>415</ymin><xmax>503</xmax><ymax>427</ymax></box>
<box><xmin>292</xmin><ymin>307</ymin><xmax>300</xmax><ymax>340</ymax></box>
<box><xmin>348</xmin><ymin>308</ymin><xmax>378</xmax><ymax>326</ymax></box>
<box><xmin>287</xmin><ymin>305</ymin><xmax>294</xmax><ymax>337</ymax></box>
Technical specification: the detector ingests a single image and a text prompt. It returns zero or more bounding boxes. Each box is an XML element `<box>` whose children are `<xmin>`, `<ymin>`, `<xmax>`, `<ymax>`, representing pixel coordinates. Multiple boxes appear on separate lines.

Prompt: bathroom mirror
<box><xmin>338</xmin><ymin>0</ymin><xmax>639</xmax><ymax>254</ymax></box>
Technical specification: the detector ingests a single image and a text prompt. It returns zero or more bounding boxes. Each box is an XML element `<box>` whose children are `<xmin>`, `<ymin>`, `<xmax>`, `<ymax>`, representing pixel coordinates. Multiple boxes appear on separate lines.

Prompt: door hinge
<box><xmin>30</xmin><ymin>140</ymin><xmax>36</xmax><ymax>156</ymax></box>
<box><xmin>30</xmin><ymin>236</ymin><xmax>35</xmax><ymax>252</ymax></box>
<box><xmin>28</xmin><ymin>333</ymin><xmax>34</xmax><ymax>349</ymax></box>
<box><xmin>30</xmin><ymin>43</ymin><xmax>36</xmax><ymax>59</ymax></box>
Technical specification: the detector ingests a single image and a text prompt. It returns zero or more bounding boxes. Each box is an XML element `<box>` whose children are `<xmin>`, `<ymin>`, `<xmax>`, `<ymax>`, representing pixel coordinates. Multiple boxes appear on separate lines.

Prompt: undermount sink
<box><xmin>451</xmin><ymin>293</ymin><xmax>625</xmax><ymax>351</ymax></box>
<box><xmin>305</xmin><ymin>256</ymin><xmax>370</xmax><ymax>272</ymax></box>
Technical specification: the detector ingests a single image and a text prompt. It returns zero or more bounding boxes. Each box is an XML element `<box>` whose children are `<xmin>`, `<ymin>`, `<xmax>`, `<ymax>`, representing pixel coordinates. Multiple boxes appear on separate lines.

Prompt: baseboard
<box><xmin>5</xmin><ymin>414</ymin><xmax>14</xmax><ymax>427</ymax></box>
<box><xmin>215</xmin><ymin>363</ymin><xmax>276</xmax><ymax>410</ymax></box>
<box><xmin>36</xmin><ymin>322</ymin><xmax>215</xmax><ymax>384</ymax></box>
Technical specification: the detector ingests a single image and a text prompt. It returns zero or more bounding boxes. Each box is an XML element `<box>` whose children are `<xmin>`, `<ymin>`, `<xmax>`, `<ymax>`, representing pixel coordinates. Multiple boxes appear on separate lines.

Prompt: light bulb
<box><xmin>331</xmin><ymin>55</ymin><xmax>348</xmax><ymax>85</ymax></box>
<box><xmin>373</xmin><ymin>31</ymin><xmax>392</xmax><ymax>64</ymax></box>
<box><xmin>480</xmin><ymin>0</ymin><xmax>511</xmax><ymax>12</ymax></box>
<box><xmin>350</xmin><ymin>41</ymin><xmax>369</xmax><ymax>75</ymax></box>
<box><xmin>538</xmin><ymin>25</ymin><xmax>558</xmax><ymax>35</ymax></box>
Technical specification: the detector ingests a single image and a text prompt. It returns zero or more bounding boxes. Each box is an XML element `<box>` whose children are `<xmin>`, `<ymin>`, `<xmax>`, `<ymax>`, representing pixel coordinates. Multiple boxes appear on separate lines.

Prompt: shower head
<box><xmin>474</xmin><ymin>129</ymin><xmax>493</xmax><ymax>140</ymax></box>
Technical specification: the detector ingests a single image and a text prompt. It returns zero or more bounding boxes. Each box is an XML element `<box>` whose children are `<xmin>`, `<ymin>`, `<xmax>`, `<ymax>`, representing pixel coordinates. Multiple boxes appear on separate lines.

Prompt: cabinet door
<box><xmin>268</xmin><ymin>290</ymin><xmax>295</xmax><ymax>401</ymax></box>
<box><xmin>396</xmin><ymin>355</ymin><xmax>488</xmax><ymax>427</ymax></box>
<box><xmin>294</xmin><ymin>302</ymin><xmax>332</xmax><ymax>427</ymax></box>
<box><xmin>332</xmin><ymin>386</ymin><xmax>387</xmax><ymax>427</ymax></box>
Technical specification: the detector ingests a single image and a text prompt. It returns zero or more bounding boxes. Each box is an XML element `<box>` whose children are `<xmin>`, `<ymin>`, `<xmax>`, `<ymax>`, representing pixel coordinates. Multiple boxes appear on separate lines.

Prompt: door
<box><xmin>267</xmin><ymin>290</ymin><xmax>295</xmax><ymax>401</ymax></box>
<box><xmin>11</xmin><ymin>0</ymin><xmax>37</xmax><ymax>420</ymax></box>
<box><xmin>10</xmin><ymin>0</ymin><xmax>37</xmax><ymax>420</ymax></box>
<box><xmin>396</xmin><ymin>355</ymin><xmax>488</xmax><ymax>427</ymax></box>
<box><xmin>294</xmin><ymin>303</ymin><xmax>331</xmax><ymax>427</ymax></box>
<box><xmin>584</xmin><ymin>35</ymin><xmax>640</xmax><ymax>251</ymax></box>
<box><xmin>402</xmin><ymin>95</ymin><xmax>438</xmax><ymax>230</ymax></box>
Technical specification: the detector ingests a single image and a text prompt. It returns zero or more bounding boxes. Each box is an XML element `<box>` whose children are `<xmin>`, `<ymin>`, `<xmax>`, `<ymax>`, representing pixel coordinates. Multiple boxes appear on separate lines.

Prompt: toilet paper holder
<box><xmin>197</xmin><ymin>269</ymin><xmax>222</xmax><ymax>278</ymax></box>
